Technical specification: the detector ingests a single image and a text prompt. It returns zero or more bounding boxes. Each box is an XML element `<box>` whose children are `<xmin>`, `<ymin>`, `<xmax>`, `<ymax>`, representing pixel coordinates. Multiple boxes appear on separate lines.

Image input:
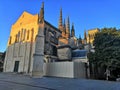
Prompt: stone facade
<box><xmin>4</xmin><ymin>2</ymin><xmax>92</xmax><ymax>78</ymax></box>
<box><xmin>4</xmin><ymin>3</ymin><xmax>61</xmax><ymax>76</ymax></box>
<box><xmin>57</xmin><ymin>45</ymin><xmax>72</xmax><ymax>61</ymax></box>
<box><xmin>4</xmin><ymin>42</ymin><xmax>33</xmax><ymax>73</ymax></box>
<box><xmin>86</xmin><ymin>28</ymin><xmax>99</xmax><ymax>44</ymax></box>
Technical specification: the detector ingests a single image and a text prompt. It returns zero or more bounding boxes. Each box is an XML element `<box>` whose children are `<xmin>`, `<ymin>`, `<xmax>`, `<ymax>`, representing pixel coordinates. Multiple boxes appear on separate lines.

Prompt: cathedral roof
<box><xmin>44</xmin><ymin>20</ymin><xmax>61</xmax><ymax>33</ymax></box>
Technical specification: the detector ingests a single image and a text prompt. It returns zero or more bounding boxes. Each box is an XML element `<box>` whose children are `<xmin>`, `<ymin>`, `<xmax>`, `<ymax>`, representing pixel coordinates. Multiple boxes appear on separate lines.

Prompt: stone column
<box><xmin>32</xmin><ymin>26</ymin><xmax>44</xmax><ymax>77</ymax></box>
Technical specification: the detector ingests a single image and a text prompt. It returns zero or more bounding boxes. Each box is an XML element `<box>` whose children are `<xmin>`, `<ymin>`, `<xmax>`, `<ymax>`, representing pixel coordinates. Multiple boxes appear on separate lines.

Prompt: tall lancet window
<box><xmin>27</xmin><ymin>30</ymin><xmax>29</xmax><ymax>40</ymax></box>
<box><xmin>18</xmin><ymin>31</ymin><xmax>20</xmax><ymax>42</ymax></box>
<box><xmin>31</xmin><ymin>28</ymin><xmax>34</xmax><ymax>42</ymax></box>
<box><xmin>15</xmin><ymin>34</ymin><xmax>18</xmax><ymax>43</ymax></box>
<box><xmin>23</xmin><ymin>29</ymin><xmax>26</xmax><ymax>41</ymax></box>
<box><xmin>20</xmin><ymin>29</ymin><xmax>23</xmax><ymax>41</ymax></box>
<box><xmin>9</xmin><ymin>36</ymin><xmax>12</xmax><ymax>45</ymax></box>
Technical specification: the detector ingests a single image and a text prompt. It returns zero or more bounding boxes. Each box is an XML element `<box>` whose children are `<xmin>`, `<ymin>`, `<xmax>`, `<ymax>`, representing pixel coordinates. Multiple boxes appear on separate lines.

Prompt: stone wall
<box><xmin>4</xmin><ymin>42</ymin><xmax>35</xmax><ymax>74</ymax></box>
<box><xmin>57</xmin><ymin>45</ymin><xmax>72</xmax><ymax>60</ymax></box>
<box><xmin>8</xmin><ymin>11</ymin><xmax>39</xmax><ymax>46</ymax></box>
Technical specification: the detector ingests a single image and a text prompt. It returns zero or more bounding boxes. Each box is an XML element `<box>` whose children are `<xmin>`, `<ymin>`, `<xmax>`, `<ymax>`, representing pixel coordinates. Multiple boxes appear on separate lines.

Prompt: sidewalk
<box><xmin>0</xmin><ymin>73</ymin><xmax>120</xmax><ymax>90</ymax></box>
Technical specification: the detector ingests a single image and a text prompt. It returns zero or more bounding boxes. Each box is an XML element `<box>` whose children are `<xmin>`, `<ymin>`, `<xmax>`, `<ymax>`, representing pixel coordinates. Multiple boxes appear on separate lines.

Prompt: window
<box><xmin>9</xmin><ymin>36</ymin><xmax>12</xmax><ymax>44</ymax></box>
<box><xmin>20</xmin><ymin>29</ymin><xmax>23</xmax><ymax>41</ymax></box>
<box><xmin>27</xmin><ymin>30</ymin><xmax>29</xmax><ymax>40</ymax></box>
<box><xmin>18</xmin><ymin>31</ymin><xmax>20</xmax><ymax>42</ymax></box>
<box><xmin>31</xmin><ymin>28</ymin><xmax>34</xmax><ymax>42</ymax></box>
<box><xmin>52</xmin><ymin>45</ymin><xmax>57</xmax><ymax>56</ymax></box>
<box><xmin>15</xmin><ymin>34</ymin><xmax>17</xmax><ymax>43</ymax></box>
<box><xmin>44</xmin><ymin>28</ymin><xmax>47</xmax><ymax>35</ymax></box>
<box><xmin>23</xmin><ymin>29</ymin><xmax>26</xmax><ymax>41</ymax></box>
<box><xmin>53</xmin><ymin>31</ymin><xmax>56</xmax><ymax>38</ymax></box>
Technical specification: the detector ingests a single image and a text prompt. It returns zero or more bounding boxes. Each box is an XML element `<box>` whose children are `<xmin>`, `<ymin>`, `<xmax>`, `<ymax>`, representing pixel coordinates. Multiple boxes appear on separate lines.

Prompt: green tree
<box><xmin>88</xmin><ymin>27</ymin><xmax>120</xmax><ymax>79</ymax></box>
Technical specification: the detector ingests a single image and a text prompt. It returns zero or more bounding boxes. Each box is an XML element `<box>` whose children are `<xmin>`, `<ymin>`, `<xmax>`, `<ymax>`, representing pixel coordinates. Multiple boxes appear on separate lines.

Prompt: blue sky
<box><xmin>0</xmin><ymin>0</ymin><xmax>120</xmax><ymax>52</ymax></box>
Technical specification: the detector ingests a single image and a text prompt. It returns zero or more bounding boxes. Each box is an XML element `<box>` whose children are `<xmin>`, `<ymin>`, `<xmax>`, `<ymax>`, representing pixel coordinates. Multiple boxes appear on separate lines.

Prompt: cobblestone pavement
<box><xmin>0</xmin><ymin>73</ymin><xmax>120</xmax><ymax>90</ymax></box>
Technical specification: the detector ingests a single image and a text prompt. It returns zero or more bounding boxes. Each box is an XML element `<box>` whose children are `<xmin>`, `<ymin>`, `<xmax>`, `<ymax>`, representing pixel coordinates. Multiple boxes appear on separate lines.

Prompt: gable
<box><xmin>12</xmin><ymin>11</ymin><xmax>38</xmax><ymax>28</ymax></box>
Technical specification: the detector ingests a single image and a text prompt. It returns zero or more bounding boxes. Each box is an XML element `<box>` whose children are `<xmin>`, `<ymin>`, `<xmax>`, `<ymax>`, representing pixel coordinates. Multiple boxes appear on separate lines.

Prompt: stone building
<box><xmin>83</xmin><ymin>28</ymin><xmax>99</xmax><ymax>51</ymax></box>
<box><xmin>4</xmin><ymin>3</ymin><xmax>61</xmax><ymax>77</ymax></box>
<box><xmin>85</xmin><ymin>28</ymin><xmax>99</xmax><ymax>44</ymax></box>
<box><xmin>4</xmin><ymin>2</ymin><xmax>91</xmax><ymax>78</ymax></box>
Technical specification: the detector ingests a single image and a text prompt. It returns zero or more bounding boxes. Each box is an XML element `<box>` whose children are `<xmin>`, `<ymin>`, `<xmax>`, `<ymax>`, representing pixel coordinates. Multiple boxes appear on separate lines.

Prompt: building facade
<box><xmin>84</xmin><ymin>28</ymin><xmax>99</xmax><ymax>44</ymax></box>
<box><xmin>4</xmin><ymin>3</ymin><xmax>61</xmax><ymax>76</ymax></box>
<box><xmin>4</xmin><ymin>2</ymin><xmax>93</xmax><ymax>78</ymax></box>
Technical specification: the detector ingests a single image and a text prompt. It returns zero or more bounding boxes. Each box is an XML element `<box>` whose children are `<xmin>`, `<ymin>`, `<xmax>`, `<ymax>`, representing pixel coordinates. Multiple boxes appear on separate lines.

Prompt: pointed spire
<box><xmin>41</xmin><ymin>2</ymin><xmax>44</xmax><ymax>8</ymax></box>
<box><xmin>63</xmin><ymin>19</ymin><xmax>66</xmax><ymax>28</ymax></box>
<box><xmin>58</xmin><ymin>8</ymin><xmax>63</xmax><ymax>29</ymax></box>
<box><xmin>63</xmin><ymin>19</ymin><xmax>66</xmax><ymax>33</ymax></box>
<box><xmin>71</xmin><ymin>23</ymin><xmax>75</xmax><ymax>37</ymax></box>
<box><xmin>84</xmin><ymin>30</ymin><xmax>87</xmax><ymax>44</ymax></box>
<box><xmin>66</xmin><ymin>16</ymin><xmax>70</xmax><ymax>38</ymax></box>
<box><xmin>39</xmin><ymin>2</ymin><xmax>44</xmax><ymax>23</ymax></box>
<box><xmin>78</xmin><ymin>34</ymin><xmax>82</xmax><ymax>44</ymax></box>
<box><xmin>79</xmin><ymin>34</ymin><xmax>81</xmax><ymax>39</ymax></box>
<box><xmin>84</xmin><ymin>30</ymin><xmax>87</xmax><ymax>40</ymax></box>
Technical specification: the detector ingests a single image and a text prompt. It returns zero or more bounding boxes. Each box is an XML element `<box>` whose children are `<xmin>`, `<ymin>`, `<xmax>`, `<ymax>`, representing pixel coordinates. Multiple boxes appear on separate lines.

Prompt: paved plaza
<box><xmin>0</xmin><ymin>73</ymin><xmax>120</xmax><ymax>90</ymax></box>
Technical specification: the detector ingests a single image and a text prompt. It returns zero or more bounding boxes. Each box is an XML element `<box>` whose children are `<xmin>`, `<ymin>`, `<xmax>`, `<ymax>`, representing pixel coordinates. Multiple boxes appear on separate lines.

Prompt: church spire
<box><xmin>63</xmin><ymin>19</ymin><xmax>66</xmax><ymax>28</ymax></box>
<box><xmin>84</xmin><ymin>30</ymin><xmax>87</xmax><ymax>40</ymax></box>
<box><xmin>84</xmin><ymin>30</ymin><xmax>87</xmax><ymax>44</ymax></box>
<box><xmin>78</xmin><ymin>34</ymin><xmax>82</xmax><ymax>44</ymax></box>
<box><xmin>66</xmin><ymin>16</ymin><xmax>70</xmax><ymax>38</ymax></box>
<box><xmin>39</xmin><ymin>2</ymin><xmax>44</xmax><ymax>23</ymax></box>
<box><xmin>63</xmin><ymin>19</ymin><xmax>66</xmax><ymax>34</ymax></box>
<box><xmin>58</xmin><ymin>8</ymin><xmax>63</xmax><ymax>29</ymax></box>
<box><xmin>71</xmin><ymin>23</ymin><xmax>75</xmax><ymax>37</ymax></box>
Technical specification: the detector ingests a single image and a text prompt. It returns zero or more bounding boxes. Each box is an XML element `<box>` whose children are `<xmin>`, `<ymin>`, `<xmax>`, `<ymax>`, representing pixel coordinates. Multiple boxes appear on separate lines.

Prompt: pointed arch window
<box><xmin>20</xmin><ymin>29</ymin><xmax>23</xmax><ymax>41</ymax></box>
<box><xmin>27</xmin><ymin>30</ymin><xmax>29</xmax><ymax>40</ymax></box>
<box><xmin>23</xmin><ymin>29</ymin><xmax>26</xmax><ymax>41</ymax></box>
<box><xmin>15</xmin><ymin>34</ymin><xmax>18</xmax><ymax>43</ymax></box>
<box><xmin>31</xmin><ymin>28</ymin><xmax>34</xmax><ymax>42</ymax></box>
<box><xmin>18</xmin><ymin>31</ymin><xmax>20</xmax><ymax>42</ymax></box>
<box><xmin>44</xmin><ymin>27</ymin><xmax>47</xmax><ymax>35</ymax></box>
<box><xmin>9</xmin><ymin>36</ymin><xmax>12</xmax><ymax>45</ymax></box>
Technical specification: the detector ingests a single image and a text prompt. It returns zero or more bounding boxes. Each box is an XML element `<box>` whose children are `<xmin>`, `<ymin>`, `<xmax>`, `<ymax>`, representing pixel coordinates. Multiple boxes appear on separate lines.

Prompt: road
<box><xmin>0</xmin><ymin>73</ymin><xmax>120</xmax><ymax>90</ymax></box>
